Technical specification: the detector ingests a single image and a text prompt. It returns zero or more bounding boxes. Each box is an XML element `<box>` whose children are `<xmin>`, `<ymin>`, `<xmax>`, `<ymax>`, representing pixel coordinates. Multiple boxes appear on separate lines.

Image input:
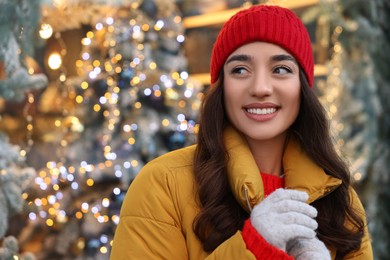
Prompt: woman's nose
<box><xmin>248</xmin><ymin>71</ymin><xmax>273</xmax><ymax>97</ymax></box>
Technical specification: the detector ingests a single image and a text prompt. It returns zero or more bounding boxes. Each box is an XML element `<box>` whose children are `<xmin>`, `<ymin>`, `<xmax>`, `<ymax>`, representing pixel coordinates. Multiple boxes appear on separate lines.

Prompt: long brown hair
<box><xmin>193</xmin><ymin>70</ymin><xmax>365</xmax><ymax>258</ymax></box>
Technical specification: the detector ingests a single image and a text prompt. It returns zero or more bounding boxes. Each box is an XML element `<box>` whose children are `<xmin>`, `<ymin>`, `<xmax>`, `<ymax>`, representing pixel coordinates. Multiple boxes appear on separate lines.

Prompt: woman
<box><xmin>110</xmin><ymin>5</ymin><xmax>373</xmax><ymax>259</ymax></box>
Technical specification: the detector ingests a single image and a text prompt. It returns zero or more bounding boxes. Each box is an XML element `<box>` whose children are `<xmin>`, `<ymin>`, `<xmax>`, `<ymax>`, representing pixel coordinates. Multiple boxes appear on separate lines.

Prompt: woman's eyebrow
<box><xmin>225</xmin><ymin>54</ymin><xmax>252</xmax><ymax>64</ymax></box>
<box><xmin>271</xmin><ymin>54</ymin><xmax>298</xmax><ymax>65</ymax></box>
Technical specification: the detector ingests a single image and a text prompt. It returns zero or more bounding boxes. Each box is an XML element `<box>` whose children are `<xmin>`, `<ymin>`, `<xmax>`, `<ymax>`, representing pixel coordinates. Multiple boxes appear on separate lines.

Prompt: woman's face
<box><xmin>223</xmin><ymin>42</ymin><xmax>301</xmax><ymax>143</ymax></box>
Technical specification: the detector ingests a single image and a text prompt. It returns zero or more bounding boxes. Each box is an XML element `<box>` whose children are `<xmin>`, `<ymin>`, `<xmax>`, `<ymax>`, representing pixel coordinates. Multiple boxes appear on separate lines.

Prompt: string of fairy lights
<box><xmin>317</xmin><ymin>23</ymin><xmax>363</xmax><ymax>183</ymax></box>
<box><xmin>19</xmin><ymin>6</ymin><xmax>203</xmax><ymax>255</ymax></box>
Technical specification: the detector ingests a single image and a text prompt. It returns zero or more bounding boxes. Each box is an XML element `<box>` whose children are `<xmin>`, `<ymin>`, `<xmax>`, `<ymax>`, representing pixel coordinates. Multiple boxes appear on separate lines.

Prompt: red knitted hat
<box><xmin>210</xmin><ymin>5</ymin><xmax>314</xmax><ymax>87</ymax></box>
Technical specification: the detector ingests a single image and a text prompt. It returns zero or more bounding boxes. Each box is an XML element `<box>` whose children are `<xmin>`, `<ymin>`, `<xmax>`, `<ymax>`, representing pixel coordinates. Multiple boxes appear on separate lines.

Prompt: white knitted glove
<box><xmin>250</xmin><ymin>188</ymin><xmax>318</xmax><ymax>252</ymax></box>
<box><xmin>287</xmin><ymin>237</ymin><xmax>331</xmax><ymax>260</ymax></box>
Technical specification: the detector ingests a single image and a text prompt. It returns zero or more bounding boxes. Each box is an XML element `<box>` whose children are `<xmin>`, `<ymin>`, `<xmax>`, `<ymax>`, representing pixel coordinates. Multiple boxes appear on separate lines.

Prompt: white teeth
<box><xmin>246</xmin><ymin>108</ymin><xmax>277</xmax><ymax>115</ymax></box>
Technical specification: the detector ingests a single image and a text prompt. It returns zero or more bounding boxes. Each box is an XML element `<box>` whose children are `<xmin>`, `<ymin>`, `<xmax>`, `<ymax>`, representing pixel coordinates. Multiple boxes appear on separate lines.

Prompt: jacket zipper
<box><xmin>243</xmin><ymin>185</ymin><xmax>253</xmax><ymax>212</ymax></box>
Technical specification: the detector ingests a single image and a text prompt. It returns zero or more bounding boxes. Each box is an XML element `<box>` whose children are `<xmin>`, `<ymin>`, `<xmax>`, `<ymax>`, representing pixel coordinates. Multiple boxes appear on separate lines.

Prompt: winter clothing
<box><xmin>287</xmin><ymin>237</ymin><xmax>331</xmax><ymax>260</ymax></box>
<box><xmin>210</xmin><ymin>5</ymin><xmax>314</xmax><ymax>86</ymax></box>
<box><xmin>260</xmin><ymin>173</ymin><xmax>284</xmax><ymax>196</ymax></box>
<box><xmin>249</xmin><ymin>189</ymin><xmax>318</xmax><ymax>252</ymax></box>
<box><xmin>242</xmin><ymin>174</ymin><xmax>294</xmax><ymax>259</ymax></box>
<box><xmin>110</xmin><ymin>127</ymin><xmax>373</xmax><ymax>259</ymax></box>
<box><xmin>243</xmin><ymin>220</ymin><xmax>293</xmax><ymax>260</ymax></box>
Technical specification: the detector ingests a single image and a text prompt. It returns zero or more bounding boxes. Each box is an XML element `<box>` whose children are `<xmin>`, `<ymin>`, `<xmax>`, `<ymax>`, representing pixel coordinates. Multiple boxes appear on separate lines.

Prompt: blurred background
<box><xmin>0</xmin><ymin>0</ymin><xmax>388</xmax><ymax>259</ymax></box>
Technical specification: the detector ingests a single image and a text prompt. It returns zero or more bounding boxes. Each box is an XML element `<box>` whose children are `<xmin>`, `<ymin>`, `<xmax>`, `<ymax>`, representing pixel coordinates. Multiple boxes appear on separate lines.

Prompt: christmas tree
<box><xmin>306</xmin><ymin>0</ymin><xmax>390</xmax><ymax>258</ymax></box>
<box><xmin>0</xmin><ymin>0</ymin><xmax>46</xmax><ymax>258</ymax></box>
<box><xmin>10</xmin><ymin>0</ymin><xmax>203</xmax><ymax>258</ymax></box>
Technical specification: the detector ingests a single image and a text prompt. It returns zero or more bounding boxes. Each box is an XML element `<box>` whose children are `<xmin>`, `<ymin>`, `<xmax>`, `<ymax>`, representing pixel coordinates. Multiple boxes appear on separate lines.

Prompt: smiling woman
<box><xmin>111</xmin><ymin>5</ymin><xmax>373</xmax><ymax>260</ymax></box>
<box><xmin>223</xmin><ymin>42</ymin><xmax>301</xmax><ymax>156</ymax></box>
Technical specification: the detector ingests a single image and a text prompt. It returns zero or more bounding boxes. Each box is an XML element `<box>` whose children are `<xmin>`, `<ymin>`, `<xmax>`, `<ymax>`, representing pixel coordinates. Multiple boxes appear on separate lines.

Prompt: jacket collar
<box><xmin>224</xmin><ymin>126</ymin><xmax>342</xmax><ymax>212</ymax></box>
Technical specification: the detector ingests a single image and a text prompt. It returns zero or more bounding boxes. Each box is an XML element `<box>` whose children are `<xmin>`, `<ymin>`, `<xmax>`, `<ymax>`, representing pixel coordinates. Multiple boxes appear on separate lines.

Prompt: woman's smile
<box><xmin>243</xmin><ymin>102</ymin><xmax>279</xmax><ymax>122</ymax></box>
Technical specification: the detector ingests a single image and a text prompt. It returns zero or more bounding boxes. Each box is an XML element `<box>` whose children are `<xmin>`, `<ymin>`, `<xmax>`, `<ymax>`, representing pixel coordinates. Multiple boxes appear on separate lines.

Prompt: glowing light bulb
<box><xmin>48</xmin><ymin>53</ymin><xmax>62</xmax><ymax>70</ymax></box>
<box><xmin>39</xmin><ymin>24</ymin><xmax>53</xmax><ymax>39</ymax></box>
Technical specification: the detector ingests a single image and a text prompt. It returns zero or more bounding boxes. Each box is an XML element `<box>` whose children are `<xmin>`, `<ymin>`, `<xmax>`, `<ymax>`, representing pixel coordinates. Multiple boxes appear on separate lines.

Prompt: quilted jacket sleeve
<box><xmin>110</xmin><ymin>155</ymin><xmax>291</xmax><ymax>260</ymax></box>
<box><xmin>110</xmin><ymin>162</ymin><xmax>189</xmax><ymax>259</ymax></box>
<box><xmin>205</xmin><ymin>231</ymin><xmax>256</xmax><ymax>260</ymax></box>
<box><xmin>342</xmin><ymin>188</ymin><xmax>373</xmax><ymax>260</ymax></box>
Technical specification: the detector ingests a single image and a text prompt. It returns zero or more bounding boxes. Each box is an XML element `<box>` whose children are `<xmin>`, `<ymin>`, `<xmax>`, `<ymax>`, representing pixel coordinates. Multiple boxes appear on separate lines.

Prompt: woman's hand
<box><xmin>250</xmin><ymin>188</ymin><xmax>318</xmax><ymax>251</ymax></box>
<box><xmin>287</xmin><ymin>237</ymin><xmax>331</xmax><ymax>260</ymax></box>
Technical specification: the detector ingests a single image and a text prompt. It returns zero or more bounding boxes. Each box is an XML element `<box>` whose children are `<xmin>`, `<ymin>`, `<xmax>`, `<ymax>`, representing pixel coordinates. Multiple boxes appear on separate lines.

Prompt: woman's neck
<box><xmin>245</xmin><ymin>134</ymin><xmax>286</xmax><ymax>177</ymax></box>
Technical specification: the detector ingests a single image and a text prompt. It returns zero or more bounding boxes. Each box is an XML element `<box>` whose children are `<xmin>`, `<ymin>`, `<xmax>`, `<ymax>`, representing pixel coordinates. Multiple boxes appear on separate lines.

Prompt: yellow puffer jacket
<box><xmin>110</xmin><ymin>127</ymin><xmax>373</xmax><ymax>259</ymax></box>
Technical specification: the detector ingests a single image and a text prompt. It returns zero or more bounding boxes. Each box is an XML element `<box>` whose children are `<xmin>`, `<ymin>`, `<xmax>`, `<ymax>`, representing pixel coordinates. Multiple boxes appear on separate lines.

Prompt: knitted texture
<box><xmin>248</xmin><ymin>189</ymin><xmax>318</xmax><ymax>251</ymax></box>
<box><xmin>287</xmin><ymin>238</ymin><xmax>331</xmax><ymax>260</ymax></box>
<box><xmin>260</xmin><ymin>173</ymin><xmax>284</xmax><ymax>196</ymax></box>
<box><xmin>242</xmin><ymin>220</ymin><xmax>294</xmax><ymax>260</ymax></box>
<box><xmin>210</xmin><ymin>5</ymin><xmax>314</xmax><ymax>87</ymax></box>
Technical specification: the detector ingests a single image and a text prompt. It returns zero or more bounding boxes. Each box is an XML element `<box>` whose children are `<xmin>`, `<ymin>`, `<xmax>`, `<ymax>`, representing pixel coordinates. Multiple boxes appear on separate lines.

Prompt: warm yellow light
<box><xmin>131</xmin><ymin>160</ymin><xmax>138</xmax><ymax>167</ymax></box>
<box><xmin>162</xmin><ymin>119</ymin><xmax>170</xmax><ymax>127</ymax></box>
<box><xmin>192</xmin><ymin>102</ymin><xmax>200</xmax><ymax>110</ymax></box>
<box><xmin>142</xmin><ymin>24</ymin><xmax>150</xmax><ymax>31</ymax></box>
<box><xmin>132</xmin><ymin>76</ymin><xmax>140</xmax><ymax>84</ymax></box>
<box><xmin>172</xmin><ymin>72</ymin><xmax>180</xmax><ymax>80</ymax></box>
<box><xmin>68</xmin><ymin>90</ymin><xmax>76</xmax><ymax>99</ymax></box>
<box><xmin>86</xmin><ymin>31</ymin><xmax>94</xmax><ymax>38</ymax></box>
<box><xmin>137</xmin><ymin>44</ymin><xmax>144</xmax><ymax>50</ymax></box>
<box><xmin>39</xmin><ymin>170</ymin><xmax>46</xmax><ymax>178</ymax></box>
<box><xmin>111</xmin><ymin>215</ymin><xmax>119</xmax><ymax>223</ymax></box>
<box><xmin>59</xmin><ymin>74</ymin><xmax>66</xmax><ymax>82</ymax></box>
<box><xmin>109</xmin><ymin>40</ymin><xmax>116</xmax><ymax>47</ymax></box>
<box><xmin>105</xmin><ymin>64</ymin><xmax>113</xmax><ymax>72</ymax></box>
<box><xmin>76</xmin><ymin>60</ymin><xmax>83</xmax><ymax>67</ymax></box>
<box><xmin>86</xmin><ymin>178</ymin><xmax>94</xmax><ymax>186</ymax></box>
<box><xmin>81</xmin><ymin>81</ymin><xmax>89</xmax><ymax>90</ymax></box>
<box><xmin>28</xmin><ymin>94</ymin><xmax>35</xmax><ymax>103</ymax></box>
<box><xmin>134</xmin><ymin>102</ymin><xmax>142</xmax><ymax>109</ymax></box>
<box><xmin>177</xmin><ymin>78</ymin><xmax>184</xmax><ymax>85</ymax></box>
<box><xmin>149</xmin><ymin>62</ymin><xmax>157</xmax><ymax>70</ymax></box>
<box><xmin>48</xmin><ymin>208</ymin><xmax>56</xmax><ymax>215</ymax></box>
<box><xmin>75</xmin><ymin>211</ymin><xmax>83</xmax><ymax>219</ymax></box>
<box><xmin>81</xmin><ymin>37</ymin><xmax>91</xmax><ymax>46</ymax></box>
<box><xmin>20</xmin><ymin>150</ymin><xmax>27</xmax><ymax>157</ymax></box>
<box><xmin>48</xmin><ymin>53</ymin><xmax>62</xmax><ymax>70</ymax></box>
<box><xmin>46</xmin><ymin>219</ymin><xmax>54</xmax><ymax>227</ymax></box>
<box><xmin>39</xmin><ymin>23</ymin><xmax>53</xmax><ymax>39</ymax></box>
<box><xmin>93</xmin><ymin>60</ymin><xmax>101</xmax><ymax>67</ymax></box>
<box><xmin>354</xmin><ymin>172</ymin><xmax>362</xmax><ymax>181</ymax></box>
<box><xmin>108</xmin><ymin>123</ymin><xmax>115</xmax><ymax>131</ymax></box>
<box><xmin>75</xmin><ymin>95</ymin><xmax>83</xmax><ymax>103</ymax></box>
<box><xmin>174</xmin><ymin>16</ymin><xmax>182</xmax><ymax>23</ymax></box>
<box><xmin>93</xmin><ymin>104</ymin><xmax>101</xmax><ymax>112</ymax></box>
<box><xmin>113</xmin><ymin>109</ymin><xmax>120</xmax><ymax>116</ymax></box>
<box><xmin>178</xmin><ymin>100</ymin><xmax>186</xmax><ymax>108</ymax></box>
<box><xmin>105</xmin><ymin>160</ymin><xmax>113</xmax><ymax>167</ymax></box>
<box><xmin>128</xmin><ymin>137</ymin><xmax>135</xmax><ymax>145</ymax></box>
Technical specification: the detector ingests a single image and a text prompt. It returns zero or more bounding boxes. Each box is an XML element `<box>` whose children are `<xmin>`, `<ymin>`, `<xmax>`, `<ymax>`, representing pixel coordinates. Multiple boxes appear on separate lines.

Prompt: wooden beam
<box><xmin>183</xmin><ymin>0</ymin><xmax>319</xmax><ymax>29</ymax></box>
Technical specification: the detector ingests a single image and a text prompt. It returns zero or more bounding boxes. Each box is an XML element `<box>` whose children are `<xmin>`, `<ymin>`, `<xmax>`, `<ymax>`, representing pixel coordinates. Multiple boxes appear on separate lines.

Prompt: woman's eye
<box><xmin>231</xmin><ymin>67</ymin><xmax>248</xmax><ymax>75</ymax></box>
<box><xmin>273</xmin><ymin>66</ymin><xmax>292</xmax><ymax>74</ymax></box>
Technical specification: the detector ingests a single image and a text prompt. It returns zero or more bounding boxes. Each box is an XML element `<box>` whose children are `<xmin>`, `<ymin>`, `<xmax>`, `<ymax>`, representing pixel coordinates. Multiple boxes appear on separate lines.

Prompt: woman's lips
<box><xmin>243</xmin><ymin>103</ymin><xmax>279</xmax><ymax>122</ymax></box>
